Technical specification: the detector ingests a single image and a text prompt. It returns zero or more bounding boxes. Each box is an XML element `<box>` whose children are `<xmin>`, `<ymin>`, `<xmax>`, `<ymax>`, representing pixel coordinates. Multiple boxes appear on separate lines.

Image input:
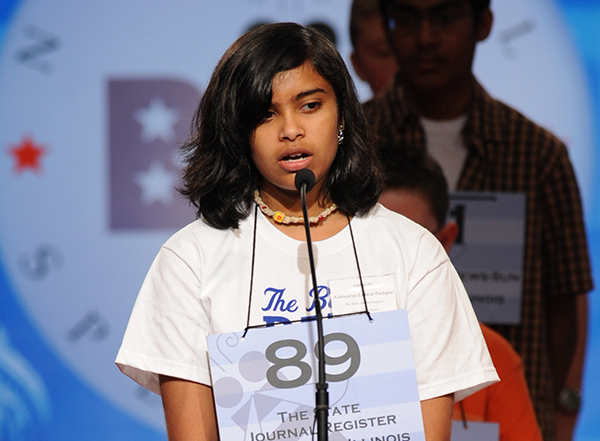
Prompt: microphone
<box><xmin>294</xmin><ymin>168</ymin><xmax>316</xmax><ymax>193</ymax></box>
<box><xmin>295</xmin><ymin>168</ymin><xmax>329</xmax><ymax>441</ymax></box>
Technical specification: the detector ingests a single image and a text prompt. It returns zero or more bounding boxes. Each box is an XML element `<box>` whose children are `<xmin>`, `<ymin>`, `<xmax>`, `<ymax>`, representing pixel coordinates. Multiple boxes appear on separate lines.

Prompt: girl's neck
<box><xmin>257</xmin><ymin>181</ymin><xmax>327</xmax><ymax>217</ymax></box>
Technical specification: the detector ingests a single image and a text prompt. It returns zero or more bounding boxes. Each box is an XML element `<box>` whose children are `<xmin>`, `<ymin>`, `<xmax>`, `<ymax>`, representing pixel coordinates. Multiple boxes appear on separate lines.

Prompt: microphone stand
<box><xmin>298</xmin><ymin>178</ymin><xmax>329</xmax><ymax>441</ymax></box>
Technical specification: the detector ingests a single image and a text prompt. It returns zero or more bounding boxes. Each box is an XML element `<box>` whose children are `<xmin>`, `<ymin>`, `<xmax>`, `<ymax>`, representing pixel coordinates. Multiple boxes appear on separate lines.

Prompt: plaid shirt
<box><xmin>364</xmin><ymin>77</ymin><xmax>594</xmax><ymax>441</ymax></box>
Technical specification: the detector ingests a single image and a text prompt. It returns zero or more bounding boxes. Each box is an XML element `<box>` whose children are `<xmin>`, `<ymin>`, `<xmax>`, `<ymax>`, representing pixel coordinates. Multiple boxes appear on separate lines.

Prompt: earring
<box><xmin>337</xmin><ymin>126</ymin><xmax>344</xmax><ymax>145</ymax></box>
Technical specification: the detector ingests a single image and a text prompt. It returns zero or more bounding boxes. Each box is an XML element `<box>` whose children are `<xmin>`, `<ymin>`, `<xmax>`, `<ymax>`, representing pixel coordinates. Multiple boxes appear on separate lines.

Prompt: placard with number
<box><xmin>207</xmin><ymin>310</ymin><xmax>424</xmax><ymax>441</ymax></box>
<box><xmin>448</xmin><ymin>192</ymin><xmax>526</xmax><ymax>325</ymax></box>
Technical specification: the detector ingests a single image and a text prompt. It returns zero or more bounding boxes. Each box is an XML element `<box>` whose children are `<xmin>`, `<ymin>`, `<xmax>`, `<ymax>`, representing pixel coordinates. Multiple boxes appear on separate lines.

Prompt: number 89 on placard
<box><xmin>265</xmin><ymin>332</ymin><xmax>361</xmax><ymax>389</ymax></box>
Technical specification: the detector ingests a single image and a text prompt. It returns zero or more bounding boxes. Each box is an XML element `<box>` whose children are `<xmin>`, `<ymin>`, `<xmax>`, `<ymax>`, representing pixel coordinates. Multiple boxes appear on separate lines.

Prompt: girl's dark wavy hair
<box><xmin>179</xmin><ymin>22</ymin><xmax>383</xmax><ymax>229</ymax></box>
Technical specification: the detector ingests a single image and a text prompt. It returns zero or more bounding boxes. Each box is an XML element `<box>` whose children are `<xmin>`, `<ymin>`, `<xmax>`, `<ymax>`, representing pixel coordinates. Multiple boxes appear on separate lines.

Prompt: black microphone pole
<box><xmin>295</xmin><ymin>169</ymin><xmax>328</xmax><ymax>441</ymax></box>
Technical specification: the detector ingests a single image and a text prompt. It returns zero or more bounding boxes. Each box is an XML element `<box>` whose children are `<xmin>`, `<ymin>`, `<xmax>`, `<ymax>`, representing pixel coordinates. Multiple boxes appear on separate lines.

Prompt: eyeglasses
<box><xmin>386</xmin><ymin>1</ymin><xmax>472</xmax><ymax>35</ymax></box>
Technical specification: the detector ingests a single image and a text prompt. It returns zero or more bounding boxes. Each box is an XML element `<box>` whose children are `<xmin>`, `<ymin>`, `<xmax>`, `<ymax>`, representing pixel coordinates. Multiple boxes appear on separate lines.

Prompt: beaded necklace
<box><xmin>253</xmin><ymin>189</ymin><xmax>337</xmax><ymax>225</ymax></box>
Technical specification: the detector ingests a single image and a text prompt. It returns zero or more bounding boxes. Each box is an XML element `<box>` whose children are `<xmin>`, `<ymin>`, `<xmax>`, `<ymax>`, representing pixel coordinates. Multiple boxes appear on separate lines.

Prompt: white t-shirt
<box><xmin>420</xmin><ymin>115</ymin><xmax>468</xmax><ymax>190</ymax></box>
<box><xmin>116</xmin><ymin>204</ymin><xmax>497</xmax><ymax>402</ymax></box>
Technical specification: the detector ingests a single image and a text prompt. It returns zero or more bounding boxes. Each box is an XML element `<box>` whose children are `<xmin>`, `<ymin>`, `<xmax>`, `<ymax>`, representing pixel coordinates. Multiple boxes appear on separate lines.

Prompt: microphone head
<box><xmin>295</xmin><ymin>168</ymin><xmax>316</xmax><ymax>192</ymax></box>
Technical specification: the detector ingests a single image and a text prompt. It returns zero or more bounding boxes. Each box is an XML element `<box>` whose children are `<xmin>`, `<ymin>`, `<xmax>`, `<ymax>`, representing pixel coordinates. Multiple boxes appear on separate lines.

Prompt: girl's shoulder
<box><xmin>361</xmin><ymin>203</ymin><xmax>431</xmax><ymax>235</ymax></box>
<box><xmin>162</xmin><ymin>216</ymin><xmax>254</xmax><ymax>256</ymax></box>
<box><xmin>359</xmin><ymin>203</ymin><xmax>447</xmax><ymax>259</ymax></box>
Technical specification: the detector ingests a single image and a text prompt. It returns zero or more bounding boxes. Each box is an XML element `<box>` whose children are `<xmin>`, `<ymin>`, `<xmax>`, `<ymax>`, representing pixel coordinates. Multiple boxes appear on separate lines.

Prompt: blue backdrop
<box><xmin>0</xmin><ymin>0</ymin><xmax>598</xmax><ymax>439</ymax></box>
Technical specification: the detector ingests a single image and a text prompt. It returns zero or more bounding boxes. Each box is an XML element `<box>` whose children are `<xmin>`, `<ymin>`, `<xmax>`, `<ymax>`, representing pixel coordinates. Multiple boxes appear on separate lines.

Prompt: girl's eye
<box><xmin>303</xmin><ymin>101</ymin><xmax>321</xmax><ymax>111</ymax></box>
<box><xmin>263</xmin><ymin>110</ymin><xmax>275</xmax><ymax>120</ymax></box>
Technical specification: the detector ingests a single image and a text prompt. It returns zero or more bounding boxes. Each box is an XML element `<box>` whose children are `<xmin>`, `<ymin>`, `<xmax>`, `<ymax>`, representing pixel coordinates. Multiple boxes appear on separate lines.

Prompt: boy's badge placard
<box><xmin>451</xmin><ymin>421</ymin><xmax>500</xmax><ymax>441</ymax></box>
<box><xmin>448</xmin><ymin>192</ymin><xmax>527</xmax><ymax>325</ymax></box>
<box><xmin>207</xmin><ymin>310</ymin><xmax>424</xmax><ymax>441</ymax></box>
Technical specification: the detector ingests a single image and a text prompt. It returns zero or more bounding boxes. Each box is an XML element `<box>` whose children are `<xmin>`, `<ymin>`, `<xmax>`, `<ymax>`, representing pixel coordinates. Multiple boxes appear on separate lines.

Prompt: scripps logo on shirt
<box><xmin>261</xmin><ymin>285</ymin><xmax>331</xmax><ymax>326</ymax></box>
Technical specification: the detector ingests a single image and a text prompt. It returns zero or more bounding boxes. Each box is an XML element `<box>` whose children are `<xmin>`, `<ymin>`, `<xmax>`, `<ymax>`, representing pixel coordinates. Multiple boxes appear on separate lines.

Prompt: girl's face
<box><xmin>251</xmin><ymin>61</ymin><xmax>340</xmax><ymax>199</ymax></box>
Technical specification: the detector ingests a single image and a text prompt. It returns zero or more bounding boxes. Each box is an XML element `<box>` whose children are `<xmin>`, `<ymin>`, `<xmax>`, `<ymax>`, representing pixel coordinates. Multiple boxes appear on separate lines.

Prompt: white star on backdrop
<box><xmin>134</xmin><ymin>97</ymin><xmax>179</xmax><ymax>143</ymax></box>
<box><xmin>134</xmin><ymin>161</ymin><xmax>177</xmax><ymax>205</ymax></box>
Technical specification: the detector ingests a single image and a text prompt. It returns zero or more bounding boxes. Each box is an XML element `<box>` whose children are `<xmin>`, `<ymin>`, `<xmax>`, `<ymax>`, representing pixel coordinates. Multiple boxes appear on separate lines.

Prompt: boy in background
<box><xmin>379</xmin><ymin>152</ymin><xmax>542</xmax><ymax>441</ymax></box>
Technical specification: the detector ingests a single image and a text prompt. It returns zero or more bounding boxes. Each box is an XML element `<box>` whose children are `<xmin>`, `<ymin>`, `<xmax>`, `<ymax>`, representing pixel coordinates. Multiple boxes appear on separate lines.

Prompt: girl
<box><xmin>116</xmin><ymin>22</ymin><xmax>497</xmax><ymax>441</ymax></box>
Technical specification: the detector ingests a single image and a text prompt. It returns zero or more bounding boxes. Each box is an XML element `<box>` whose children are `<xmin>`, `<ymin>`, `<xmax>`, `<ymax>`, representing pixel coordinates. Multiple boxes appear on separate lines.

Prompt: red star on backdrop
<box><xmin>9</xmin><ymin>136</ymin><xmax>47</xmax><ymax>173</ymax></box>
